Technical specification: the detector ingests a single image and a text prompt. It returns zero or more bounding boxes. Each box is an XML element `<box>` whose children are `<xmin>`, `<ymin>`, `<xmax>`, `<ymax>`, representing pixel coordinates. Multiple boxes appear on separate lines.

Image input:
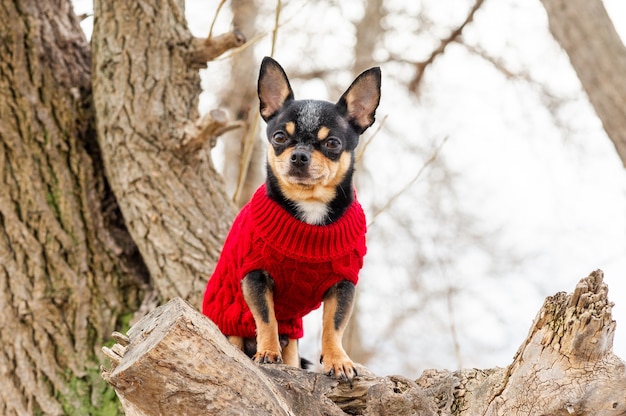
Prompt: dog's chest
<box><xmin>294</xmin><ymin>200</ymin><xmax>329</xmax><ymax>225</ymax></box>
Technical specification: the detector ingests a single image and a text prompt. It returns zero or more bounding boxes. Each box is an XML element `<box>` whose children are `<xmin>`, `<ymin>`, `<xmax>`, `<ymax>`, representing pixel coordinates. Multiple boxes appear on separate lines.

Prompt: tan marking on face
<box><xmin>268</xmin><ymin>147</ymin><xmax>352</xmax><ymax>204</ymax></box>
<box><xmin>267</xmin><ymin>146</ymin><xmax>285</xmax><ymax>179</ymax></box>
<box><xmin>317</xmin><ymin>126</ymin><xmax>330</xmax><ymax>141</ymax></box>
<box><xmin>285</xmin><ymin>121</ymin><xmax>296</xmax><ymax>136</ymax></box>
<box><xmin>324</xmin><ymin>152</ymin><xmax>352</xmax><ymax>188</ymax></box>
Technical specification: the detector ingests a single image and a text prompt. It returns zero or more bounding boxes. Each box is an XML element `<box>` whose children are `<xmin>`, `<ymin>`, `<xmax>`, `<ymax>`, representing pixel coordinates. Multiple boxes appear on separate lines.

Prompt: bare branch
<box><xmin>188</xmin><ymin>29</ymin><xmax>246</xmax><ymax>68</ymax></box>
<box><xmin>368</xmin><ymin>135</ymin><xmax>450</xmax><ymax>228</ymax></box>
<box><xmin>409</xmin><ymin>0</ymin><xmax>486</xmax><ymax>92</ymax></box>
<box><xmin>177</xmin><ymin>109</ymin><xmax>243</xmax><ymax>160</ymax></box>
<box><xmin>207</xmin><ymin>0</ymin><xmax>227</xmax><ymax>41</ymax></box>
<box><xmin>232</xmin><ymin>113</ymin><xmax>261</xmax><ymax>204</ymax></box>
<box><xmin>270</xmin><ymin>0</ymin><xmax>283</xmax><ymax>57</ymax></box>
<box><xmin>356</xmin><ymin>114</ymin><xmax>387</xmax><ymax>163</ymax></box>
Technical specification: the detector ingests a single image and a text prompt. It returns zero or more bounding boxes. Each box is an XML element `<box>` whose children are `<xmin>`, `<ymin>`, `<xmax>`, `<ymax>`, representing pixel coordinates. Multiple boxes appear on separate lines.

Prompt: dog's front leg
<box><xmin>241</xmin><ymin>270</ymin><xmax>283</xmax><ymax>364</ymax></box>
<box><xmin>320</xmin><ymin>280</ymin><xmax>357</xmax><ymax>383</ymax></box>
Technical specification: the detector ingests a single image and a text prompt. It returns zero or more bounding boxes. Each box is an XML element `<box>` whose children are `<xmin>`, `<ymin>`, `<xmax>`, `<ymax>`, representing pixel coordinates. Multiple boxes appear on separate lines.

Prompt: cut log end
<box><xmin>530</xmin><ymin>269</ymin><xmax>616</xmax><ymax>361</ymax></box>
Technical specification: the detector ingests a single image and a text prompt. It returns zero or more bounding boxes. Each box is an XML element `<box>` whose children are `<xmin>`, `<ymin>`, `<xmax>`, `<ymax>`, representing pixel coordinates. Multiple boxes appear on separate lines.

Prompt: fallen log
<box><xmin>101</xmin><ymin>270</ymin><xmax>626</xmax><ymax>415</ymax></box>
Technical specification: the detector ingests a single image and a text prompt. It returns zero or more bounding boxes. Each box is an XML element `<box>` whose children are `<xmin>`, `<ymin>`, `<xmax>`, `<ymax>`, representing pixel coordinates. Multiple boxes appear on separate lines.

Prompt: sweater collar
<box><xmin>249</xmin><ymin>184</ymin><xmax>366</xmax><ymax>260</ymax></box>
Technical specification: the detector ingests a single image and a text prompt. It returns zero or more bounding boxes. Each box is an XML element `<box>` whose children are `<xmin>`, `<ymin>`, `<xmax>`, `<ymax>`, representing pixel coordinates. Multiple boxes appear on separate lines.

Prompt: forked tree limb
<box><xmin>101</xmin><ymin>270</ymin><xmax>626</xmax><ymax>415</ymax></box>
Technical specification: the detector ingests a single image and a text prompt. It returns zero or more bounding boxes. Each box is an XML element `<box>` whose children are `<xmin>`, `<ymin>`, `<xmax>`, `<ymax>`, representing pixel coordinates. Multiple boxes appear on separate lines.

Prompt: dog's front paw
<box><xmin>320</xmin><ymin>349</ymin><xmax>358</xmax><ymax>385</ymax></box>
<box><xmin>253</xmin><ymin>350</ymin><xmax>283</xmax><ymax>364</ymax></box>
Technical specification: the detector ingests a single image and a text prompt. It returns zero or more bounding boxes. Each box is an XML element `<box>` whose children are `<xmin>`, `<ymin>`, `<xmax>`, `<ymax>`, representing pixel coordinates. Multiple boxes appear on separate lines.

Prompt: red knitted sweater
<box><xmin>202</xmin><ymin>184</ymin><xmax>367</xmax><ymax>339</ymax></box>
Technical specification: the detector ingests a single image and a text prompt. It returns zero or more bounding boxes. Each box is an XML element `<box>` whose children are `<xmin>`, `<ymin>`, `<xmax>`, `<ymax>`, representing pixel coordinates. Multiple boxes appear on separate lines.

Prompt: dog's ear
<box><xmin>258</xmin><ymin>57</ymin><xmax>295</xmax><ymax>121</ymax></box>
<box><xmin>336</xmin><ymin>67</ymin><xmax>381</xmax><ymax>134</ymax></box>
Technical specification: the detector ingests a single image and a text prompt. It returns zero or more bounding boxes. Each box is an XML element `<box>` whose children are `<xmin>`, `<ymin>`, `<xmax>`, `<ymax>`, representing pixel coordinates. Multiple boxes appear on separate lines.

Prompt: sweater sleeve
<box><xmin>202</xmin><ymin>204</ymin><xmax>264</xmax><ymax>338</ymax></box>
<box><xmin>236</xmin><ymin>207</ymin><xmax>267</xmax><ymax>278</ymax></box>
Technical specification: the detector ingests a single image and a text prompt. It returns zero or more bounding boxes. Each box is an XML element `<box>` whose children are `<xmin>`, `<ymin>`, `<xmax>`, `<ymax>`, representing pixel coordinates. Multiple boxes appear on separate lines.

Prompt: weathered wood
<box><xmin>0</xmin><ymin>0</ymin><xmax>145</xmax><ymax>413</ymax></box>
<box><xmin>101</xmin><ymin>298</ymin><xmax>299</xmax><ymax>415</ymax></box>
<box><xmin>178</xmin><ymin>109</ymin><xmax>242</xmax><ymax>160</ymax></box>
<box><xmin>92</xmin><ymin>0</ymin><xmax>235</xmax><ymax>306</ymax></box>
<box><xmin>461</xmin><ymin>269</ymin><xmax>626</xmax><ymax>415</ymax></box>
<box><xmin>102</xmin><ymin>270</ymin><xmax>626</xmax><ymax>415</ymax></box>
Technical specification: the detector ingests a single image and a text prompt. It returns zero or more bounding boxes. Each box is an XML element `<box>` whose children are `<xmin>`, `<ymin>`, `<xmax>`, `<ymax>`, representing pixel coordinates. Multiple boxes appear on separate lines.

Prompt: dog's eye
<box><xmin>272</xmin><ymin>132</ymin><xmax>288</xmax><ymax>145</ymax></box>
<box><xmin>324</xmin><ymin>138</ymin><xmax>342</xmax><ymax>151</ymax></box>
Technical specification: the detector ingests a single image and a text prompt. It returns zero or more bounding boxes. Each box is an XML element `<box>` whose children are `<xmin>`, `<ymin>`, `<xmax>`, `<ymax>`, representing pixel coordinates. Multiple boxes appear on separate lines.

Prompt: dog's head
<box><xmin>258</xmin><ymin>57</ymin><xmax>381</xmax><ymax>224</ymax></box>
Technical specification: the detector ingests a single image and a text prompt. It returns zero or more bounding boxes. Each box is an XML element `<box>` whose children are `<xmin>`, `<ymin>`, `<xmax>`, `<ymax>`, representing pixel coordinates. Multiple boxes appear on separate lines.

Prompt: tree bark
<box><xmin>91</xmin><ymin>0</ymin><xmax>237</xmax><ymax>306</ymax></box>
<box><xmin>0</xmin><ymin>1</ymin><xmax>246</xmax><ymax>414</ymax></box>
<box><xmin>540</xmin><ymin>0</ymin><xmax>626</xmax><ymax>168</ymax></box>
<box><xmin>0</xmin><ymin>1</ymin><xmax>145</xmax><ymax>414</ymax></box>
<box><xmin>102</xmin><ymin>270</ymin><xmax>626</xmax><ymax>415</ymax></box>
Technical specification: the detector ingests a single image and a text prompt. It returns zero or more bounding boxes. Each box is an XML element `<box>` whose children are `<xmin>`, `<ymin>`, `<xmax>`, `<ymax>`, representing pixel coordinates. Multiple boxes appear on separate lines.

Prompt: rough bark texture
<box><xmin>464</xmin><ymin>270</ymin><xmax>625</xmax><ymax>415</ymax></box>
<box><xmin>91</xmin><ymin>0</ymin><xmax>236</xmax><ymax>306</ymax></box>
<box><xmin>540</xmin><ymin>0</ymin><xmax>626</xmax><ymax>168</ymax></box>
<box><xmin>102</xmin><ymin>270</ymin><xmax>625</xmax><ymax>415</ymax></box>
<box><xmin>0</xmin><ymin>1</ymin><xmax>145</xmax><ymax>414</ymax></box>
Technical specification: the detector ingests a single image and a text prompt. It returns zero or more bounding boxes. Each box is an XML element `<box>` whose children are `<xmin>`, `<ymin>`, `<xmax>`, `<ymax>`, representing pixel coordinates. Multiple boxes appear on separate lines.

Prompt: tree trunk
<box><xmin>0</xmin><ymin>1</ymin><xmax>245</xmax><ymax>414</ymax></box>
<box><xmin>102</xmin><ymin>270</ymin><xmax>626</xmax><ymax>415</ymax></box>
<box><xmin>0</xmin><ymin>1</ymin><xmax>145</xmax><ymax>414</ymax></box>
<box><xmin>91</xmin><ymin>0</ymin><xmax>237</xmax><ymax>306</ymax></box>
<box><xmin>540</xmin><ymin>0</ymin><xmax>626</xmax><ymax>168</ymax></box>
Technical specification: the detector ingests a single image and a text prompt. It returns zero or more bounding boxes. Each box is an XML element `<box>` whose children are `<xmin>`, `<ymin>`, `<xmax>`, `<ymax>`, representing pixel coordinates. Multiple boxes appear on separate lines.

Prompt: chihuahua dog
<box><xmin>202</xmin><ymin>57</ymin><xmax>381</xmax><ymax>383</ymax></box>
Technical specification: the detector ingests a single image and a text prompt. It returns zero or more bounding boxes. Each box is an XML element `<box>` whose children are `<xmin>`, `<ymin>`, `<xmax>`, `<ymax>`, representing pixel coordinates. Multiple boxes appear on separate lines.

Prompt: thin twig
<box><xmin>368</xmin><ymin>135</ymin><xmax>450</xmax><ymax>228</ymax></box>
<box><xmin>433</xmin><ymin>239</ymin><xmax>463</xmax><ymax>369</ymax></box>
<box><xmin>271</xmin><ymin>0</ymin><xmax>282</xmax><ymax>57</ymax></box>
<box><xmin>232</xmin><ymin>113</ymin><xmax>260</xmax><ymax>204</ymax></box>
<box><xmin>356</xmin><ymin>114</ymin><xmax>388</xmax><ymax>163</ymax></box>
<box><xmin>208</xmin><ymin>0</ymin><xmax>228</xmax><ymax>41</ymax></box>
<box><xmin>215</xmin><ymin>0</ymin><xmax>310</xmax><ymax>62</ymax></box>
<box><xmin>410</xmin><ymin>0</ymin><xmax>485</xmax><ymax>91</ymax></box>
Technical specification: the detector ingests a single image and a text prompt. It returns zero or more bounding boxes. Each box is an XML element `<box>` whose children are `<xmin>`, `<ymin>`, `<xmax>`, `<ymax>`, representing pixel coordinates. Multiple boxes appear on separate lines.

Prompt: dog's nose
<box><xmin>290</xmin><ymin>151</ymin><xmax>310</xmax><ymax>166</ymax></box>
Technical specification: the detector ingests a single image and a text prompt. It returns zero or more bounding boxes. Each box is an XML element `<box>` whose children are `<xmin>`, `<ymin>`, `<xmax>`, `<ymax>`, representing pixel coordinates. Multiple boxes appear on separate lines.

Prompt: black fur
<box><xmin>326</xmin><ymin>281</ymin><xmax>356</xmax><ymax>330</ymax></box>
<box><xmin>241</xmin><ymin>270</ymin><xmax>273</xmax><ymax>323</ymax></box>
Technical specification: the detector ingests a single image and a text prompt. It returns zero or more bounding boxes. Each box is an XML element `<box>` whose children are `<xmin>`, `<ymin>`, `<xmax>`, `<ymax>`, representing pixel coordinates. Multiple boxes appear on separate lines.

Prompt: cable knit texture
<box><xmin>202</xmin><ymin>184</ymin><xmax>367</xmax><ymax>339</ymax></box>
